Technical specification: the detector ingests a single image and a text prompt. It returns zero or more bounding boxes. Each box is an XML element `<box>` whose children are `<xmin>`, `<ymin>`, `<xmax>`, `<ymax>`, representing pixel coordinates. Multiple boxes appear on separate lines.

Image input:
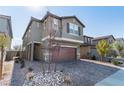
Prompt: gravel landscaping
<box><xmin>23</xmin><ymin>71</ymin><xmax>71</xmax><ymax>86</ymax></box>
<box><xmin>10</xmin><ymin>60</ymin><xmax>120</xmax><ymax>86</ymax></box>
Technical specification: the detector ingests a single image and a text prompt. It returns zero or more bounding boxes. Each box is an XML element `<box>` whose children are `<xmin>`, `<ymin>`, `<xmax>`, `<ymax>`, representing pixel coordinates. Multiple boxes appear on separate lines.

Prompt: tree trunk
<box><xmin>101</xmin><ymin>56</ymin><xmax>103</xmax><ymax>62</ymax></box>
<box><xmin>41</xmin><ymin>62</ymin><xmax>45</xmax><ymax>76</ymax></box>
<box><xmin>0</xmin><ymin>46</ymin><xmax>4</xmax><ymax>80</ymax></box>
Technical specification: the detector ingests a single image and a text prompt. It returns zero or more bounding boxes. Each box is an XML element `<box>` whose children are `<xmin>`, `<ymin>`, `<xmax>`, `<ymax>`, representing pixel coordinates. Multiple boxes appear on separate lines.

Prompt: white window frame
<box><xmin>44</xmin><ymin>20</ymin><xmax>47</xmax><ymax>31</ymax></box>
<box><xmin>53</xmin><ymin>18</ymin><xmax>58</xmax><ymax>31</ymax></box>
<box><xmin>36</xmin><ymin>22</ymin><xmax>40</xmax><ymax>28</ymax></box>
<box><xmin>69</xmin><ymin>23</ymin><xmax>79</xmax><ymax>36</ymax></box>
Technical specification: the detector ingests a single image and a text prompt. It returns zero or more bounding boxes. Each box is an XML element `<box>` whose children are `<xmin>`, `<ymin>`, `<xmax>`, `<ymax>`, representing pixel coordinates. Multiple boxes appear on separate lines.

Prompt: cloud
<box><xmin>26</xmin><ymin>6</ymin><xmax>45</xmax><ymax>13</ymax></box>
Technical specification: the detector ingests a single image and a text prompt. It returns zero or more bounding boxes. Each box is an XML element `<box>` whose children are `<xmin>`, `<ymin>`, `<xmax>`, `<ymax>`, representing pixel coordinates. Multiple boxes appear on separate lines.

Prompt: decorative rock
<box><xmin>23</xmin><ymin>71</ymin><xmax>71</xmax><ymax>86</ymax></box>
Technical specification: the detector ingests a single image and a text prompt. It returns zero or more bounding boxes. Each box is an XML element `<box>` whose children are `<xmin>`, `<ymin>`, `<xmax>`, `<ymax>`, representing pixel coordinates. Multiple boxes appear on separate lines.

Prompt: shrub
<box><xmin>28</xmin><ymin>67</ymin><xmax>33</xmax><ymax>72</ymax></box>
<box><xmin>111</xmin><ymin>61</ymin><xmax>123</xmax><ymax>65</ymax></box>
<box><xmin>91</xmin><ymin>55</ymin><xmax>96</xmax><ymax>60</ymax></box>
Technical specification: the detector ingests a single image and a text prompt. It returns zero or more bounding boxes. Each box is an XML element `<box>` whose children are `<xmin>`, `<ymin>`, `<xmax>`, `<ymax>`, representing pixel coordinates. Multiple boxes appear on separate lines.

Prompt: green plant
<box><xmin>91</xmin><ymin>55</ymin><xmax>96</xmax><ymax>60</ymax></box>
<box><xmin>0</xmin><ymin>33</ymin><xmax>8</xmax><ymax>79</ymax></box>
<box><xmin>96</xmin><ymin>40</ymin><xmax>110</xmax><ymax>61</ymax></box>
<box><xmin>111</xmin><ymin>61</ymin><xmax>123</xmax><ymax>65</ymax></box>
<box><xmin>110</xmin><ymin>41</ymin><xmax>124</xmax><ymax>57</ymax></box>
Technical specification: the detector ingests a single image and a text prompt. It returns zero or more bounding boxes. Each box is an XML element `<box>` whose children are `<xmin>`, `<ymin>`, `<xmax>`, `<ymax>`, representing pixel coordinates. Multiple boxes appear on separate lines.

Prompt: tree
<box><xmin>111</xmin><ymin>41</ymin><xmax>124</xmax><ymax>57</ymax></box>
<box><xmin>41</xmin><ymin>19</ymin><xmax>61</xmax><ymax>74</ymax></box>
<box><xmin>96</xmin><ymin>40</ymin><xmax>110</xmax><ymax>61</ymax></box>
<box><xmin>0</xmin><ymin>33</ymin><xmax>8</xmax><ymax>79</ymax></box>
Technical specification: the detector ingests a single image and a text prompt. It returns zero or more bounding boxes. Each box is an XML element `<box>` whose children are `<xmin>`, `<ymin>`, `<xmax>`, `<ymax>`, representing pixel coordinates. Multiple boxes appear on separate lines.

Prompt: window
<box><xmin>44</xmin><ymin>20</ymin><xmax>47</xmax><ymax>31</ymax></box>
<box><xmin>36</xmin><ymin>22</ymin><xmax>40</xmax><ymax>28</ymax></box>
<box><xmin>69</xmin><ymin>23</ymin><xmax>79</xmax><ymax>35</ymax></box>
<box><xmin>28</xmin><ymin>25</ymin><xmax>31</xmax><ymax>35</ymax></box>
<box><xmin>53</xmin><ymin>18</ymin><xmax>58</xmax><ymax>31</ymax></box>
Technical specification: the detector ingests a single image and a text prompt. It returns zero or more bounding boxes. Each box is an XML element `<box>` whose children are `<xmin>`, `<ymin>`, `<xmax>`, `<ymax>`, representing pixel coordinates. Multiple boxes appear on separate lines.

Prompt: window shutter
<box><xmin>67</xmin><ymin>23</ymin><xmax>69</xmax><ymax>33</ymax></box>
<box><xmin>78</xmin><ymin>26</ymin><xmax>81</xmax><ymax>35</ymax></box>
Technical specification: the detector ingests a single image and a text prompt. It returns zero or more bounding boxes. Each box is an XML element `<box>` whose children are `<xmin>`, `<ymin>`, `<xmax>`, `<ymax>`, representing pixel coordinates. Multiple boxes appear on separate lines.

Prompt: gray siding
<box><xmin>23</xmin><ymin>16</ymin><xmax>84</xmax><ymax>47</ymax></box>
<box><xmin>61</xmin><ymin>18</ymin><xmax>83</xmax><ymax>41</ymax></box>
<box><xmin>31</xmin><ymin>21</ymin><xmax>42</xmax><ymax>42</ymax></box>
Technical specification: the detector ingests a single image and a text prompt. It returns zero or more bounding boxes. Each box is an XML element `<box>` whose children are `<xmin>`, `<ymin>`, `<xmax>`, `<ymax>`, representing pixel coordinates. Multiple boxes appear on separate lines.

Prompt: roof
<box><xmin>116</xmin><ymin>38</ymin><xmax>124</xmax><ymax>40</ymax></box>
<box><xmin>44</xmin><ymin>12</ymin><xmax>85</xmax><ymax>27</ymax></box>
<box><xmin>93</xmin><ymin>35</ymin><xmax>115</xmax><ymax>41</ymax></box>
<box><xmin>42</xmin><ymin>11</ymin><xmax>60</xmax><ymax>21</ymax></box>
<box><xmin>22</xmin><ymin>11</ymin><xmax>86</xmax><ymax>39</ymax></box>
<box><xmin>0</xmin><ymin>14</ymin><xmax>13</xmax><ymax>38</ymax></box>
<box><xmin>22</xmin><ymin>17</ymin><xmax>41</xmax><ymax>39</ymax></box>
<box><xmin>61</xmin><ymin>16</ymin><xmax>85</xmax><ymax>27</ymax></box>
<box><xmin>116</xmin><ymin>38</ymin><xmax>124</xmax><ymax>42</ymax></box>
<box><xmin>83</xmin><ymin>35</ymin><xmax>94</xmax><ymax>39</ymax></box>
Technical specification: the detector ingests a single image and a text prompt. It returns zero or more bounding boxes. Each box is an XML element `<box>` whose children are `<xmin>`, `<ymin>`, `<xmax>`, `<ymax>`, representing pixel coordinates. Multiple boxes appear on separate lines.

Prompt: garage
<box><xmin>53</xmin><ymin>47</ymin><xmax>77</xmax><ymax>62</ymax></box>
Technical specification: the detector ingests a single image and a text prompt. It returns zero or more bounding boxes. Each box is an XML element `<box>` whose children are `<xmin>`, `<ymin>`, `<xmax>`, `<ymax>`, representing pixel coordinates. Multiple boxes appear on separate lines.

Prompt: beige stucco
<box><xmin>93</xmin><ymin>36</ymin><xmax>115</xmax><ymax>45</ymax></box>
<box><xmin>80</xmin><ymin>46</ymin><xmax>91</xmax><ymax>59</ymax></box>
<box><xmin>23</xmin><ymin>14</ymin><xmax>85</xmax><ymax>61</ymax></box>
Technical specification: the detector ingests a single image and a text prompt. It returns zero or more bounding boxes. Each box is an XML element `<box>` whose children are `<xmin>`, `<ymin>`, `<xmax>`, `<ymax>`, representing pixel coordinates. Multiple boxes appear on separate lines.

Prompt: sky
<box><xmin>0</xmin><ymin>6</ymin><xmax>124</xmax><ymax>48</ymax></box>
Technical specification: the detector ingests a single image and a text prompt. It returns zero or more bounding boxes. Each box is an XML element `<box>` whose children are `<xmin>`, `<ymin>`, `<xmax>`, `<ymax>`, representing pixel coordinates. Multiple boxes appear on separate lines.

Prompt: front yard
<box><xmin>10</xmin><ymin>60</ymin><xmax>120</xmax><ymax>86</ymax></box>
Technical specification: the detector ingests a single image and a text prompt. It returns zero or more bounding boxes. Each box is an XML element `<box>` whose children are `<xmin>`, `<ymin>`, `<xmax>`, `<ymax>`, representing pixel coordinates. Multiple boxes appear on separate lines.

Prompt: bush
<box><xmin>111</xmin><ymin>61</ymin><xmax>123</xmax><ymax>65</ymax></box>
<box><xmin>28</xmin><ymin>67</ymin><xmax>33</xmax><ymax>72</ymax></box>
<box><xmin>91</xmin><ymin>55</ymin><xmax>96</xmax><ymax>60</ymax></box>
<box><xmin>117</xmin><ymin>56</ymin><xmax>121</xmax><ymax>58</ymax></box>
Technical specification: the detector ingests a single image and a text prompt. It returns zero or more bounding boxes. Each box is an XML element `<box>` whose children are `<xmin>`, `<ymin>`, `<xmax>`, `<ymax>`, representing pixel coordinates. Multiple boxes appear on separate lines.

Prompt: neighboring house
<box><xmin>116</xmin><ymin>38</ymin><xmax>124</xmax><ymax>46</ymax></box>
<box><xmin>91</xmin><ymin>35</ymin><xmax>116</xmax><ymax>60</ymax></box>
<box><xmin>22</xmin><ymin>12</ymin><xmax>85</xmax><ymax>61</ymax></box>
<box><xmin>116</xmin><ymin>38</ymin><xmax>124</xmax><ymax>56</ymax></box>
<box><xmin>80</xmin><ymin>35</ymin><xmax>94</xmax><ymax>59</ymax></box>
<box><xmin>0</xmin><ymin>14</ymin><xmax>13</xmax><ymax>50</ymax></box>
<box><xmin>92</xmin><ymin>35</ymin><xmax>115</xmax><ymax>45</ymax></box>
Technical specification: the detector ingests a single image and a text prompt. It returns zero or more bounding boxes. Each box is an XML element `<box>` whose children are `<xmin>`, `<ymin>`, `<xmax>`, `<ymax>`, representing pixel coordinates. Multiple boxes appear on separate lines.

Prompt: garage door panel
<box><xmin>53</xmin><ymin>47</ymin><xmax>76</xmax><ymax>62</ymax></box>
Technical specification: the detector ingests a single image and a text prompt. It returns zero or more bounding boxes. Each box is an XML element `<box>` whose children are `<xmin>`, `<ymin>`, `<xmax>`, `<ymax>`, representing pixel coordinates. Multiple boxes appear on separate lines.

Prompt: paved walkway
<box><xmin>95</xmin><ymin>69</ymin><xmax>124</xmax><ymax>86</ymax></box>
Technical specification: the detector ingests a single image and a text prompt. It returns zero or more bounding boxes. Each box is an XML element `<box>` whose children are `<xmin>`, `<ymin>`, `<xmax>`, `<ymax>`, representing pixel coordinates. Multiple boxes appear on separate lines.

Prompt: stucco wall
<box><xmin>31</xmin><ymin>21</ymin><xmax>42</xmax><ymax>42</ymax></box>
<box><xmin>62</xmin><ymin>18</ymin><xmax>83</xmax><ymax>41</ymax></box>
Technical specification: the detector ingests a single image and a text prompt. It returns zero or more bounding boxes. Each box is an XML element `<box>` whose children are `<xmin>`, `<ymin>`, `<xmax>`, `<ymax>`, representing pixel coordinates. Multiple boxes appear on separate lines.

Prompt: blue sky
<box><xmin>0</xmin><ymin>6</ymin><xmax>124</xmax><ymax>48</ymax></box>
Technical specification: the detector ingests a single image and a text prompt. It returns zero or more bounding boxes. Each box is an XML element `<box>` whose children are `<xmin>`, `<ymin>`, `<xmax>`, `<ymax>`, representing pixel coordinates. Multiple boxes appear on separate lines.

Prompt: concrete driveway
<box><xmin>95</xmin><ymin>69</ymin><xmax>124</xmax><ymax>86</ymax></box>
<box><xmin>10</xmin><ymin>60</ymin><xmax>119</xmax><ymax>86</ymax></box>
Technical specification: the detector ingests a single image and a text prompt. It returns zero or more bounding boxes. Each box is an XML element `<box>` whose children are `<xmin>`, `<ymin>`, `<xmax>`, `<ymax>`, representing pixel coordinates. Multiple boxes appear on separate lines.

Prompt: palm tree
<box><xmin>96</xmin><ymin>40</ymin><xmax>110</xmax><ymax>61</ymax></box>
<box><xmin>0</xmin><ymin>33</ymin><xmax>8</xmax><ymax>79</ymax></box>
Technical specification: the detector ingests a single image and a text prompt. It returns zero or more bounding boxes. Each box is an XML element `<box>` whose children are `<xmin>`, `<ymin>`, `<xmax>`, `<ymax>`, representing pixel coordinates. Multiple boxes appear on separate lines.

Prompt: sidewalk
<box><xmin>0</xmin><ymin>61</ymin><xmax>14</xmax><ymax>86</ymax></box>
<box><xmin>95</xmin><ymin>69</ymin><xmax>124</xmax><ymax>86</ymax></box>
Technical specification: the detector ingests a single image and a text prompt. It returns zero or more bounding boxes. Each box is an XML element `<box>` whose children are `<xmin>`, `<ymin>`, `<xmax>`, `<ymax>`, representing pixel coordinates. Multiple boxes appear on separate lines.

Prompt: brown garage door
<box><xmin>53</xmin><ymin>47</ymin><xmax>76</xmax><ymax>62</ymax></box>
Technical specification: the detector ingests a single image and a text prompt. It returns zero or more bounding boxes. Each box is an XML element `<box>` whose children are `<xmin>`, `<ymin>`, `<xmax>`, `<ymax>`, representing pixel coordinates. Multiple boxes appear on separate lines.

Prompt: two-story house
<box><xmin>80</xmin><ymin>35</ymin><xmax>116</xmax><ymax>60</ymax></box>
<box><xmin>91</xmin><ymin>35</ymin><xmax>116</xmax><ymax>60</ymax></box>
<box><xmin>22</xmin><ymin>12</ymin><xmax>85</xmax><ymax>62</ymax></box>
<box><xmin>0</xmin><ymin>14</ymin><xmax>13</xmax><ymax>50</ymax></box>
<box><xmin>92</xmin><ymin>35</ymin><xmax>115</xmax><ymax>45</ymax></box>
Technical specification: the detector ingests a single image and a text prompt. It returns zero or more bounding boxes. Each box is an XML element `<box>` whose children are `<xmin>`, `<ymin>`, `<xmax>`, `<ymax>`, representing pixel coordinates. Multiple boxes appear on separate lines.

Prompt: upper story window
<box><xmin>68</xmin><ymin>23</ymin><xmax>79</xmax><ymax>35</ymax></box>
<box><xmin>0</xmin><ymin>18</ymin><xmax>8</xmax><ymax>32</ymax></box>
<box><xmin>25</xmin><ymin>34</ymin><xmax>27</xmax><ymax>39</ymax></box>
<box><xmin>44</xmin><ymin>20</ymin><xmax>47</xmax><ymax>31</ymax></box>
<box><xmin>109</xmin><ymin>39</ymin><xmax>113</xmax><ymax>44</ymax></box>
<box><xmin>53</xmin><ymin>18</ymin><xmax>58</xmax><ymax>31</ymax></box>
<box><xmin>36</xmin><ymin>22</ymin><xmax>40</xmax><ymax>28</ymax></box>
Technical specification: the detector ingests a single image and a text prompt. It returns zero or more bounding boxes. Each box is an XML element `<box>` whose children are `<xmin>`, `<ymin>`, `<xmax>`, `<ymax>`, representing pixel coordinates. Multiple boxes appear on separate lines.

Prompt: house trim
<box><xmin>60</xmin><ymin>45</ymin><xmax>77</xmax><ymax>48</ymax></box>
<box><xmin>41</xmin><ymin>36</ymin><xmax>84</xmax><ymax>43</ymax></box>
<box><xmin>27</xmin><ymin>41</ymin><xmax>42</xmax><ymax>46</ymax></box>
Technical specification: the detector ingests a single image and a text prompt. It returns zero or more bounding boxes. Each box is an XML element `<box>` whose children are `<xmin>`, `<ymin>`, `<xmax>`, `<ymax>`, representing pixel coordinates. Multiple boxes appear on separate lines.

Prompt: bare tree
<box><xmin>41</xmin><ymin>17</ymin><xmax>61</xmax><ymax>73</ymax></box>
